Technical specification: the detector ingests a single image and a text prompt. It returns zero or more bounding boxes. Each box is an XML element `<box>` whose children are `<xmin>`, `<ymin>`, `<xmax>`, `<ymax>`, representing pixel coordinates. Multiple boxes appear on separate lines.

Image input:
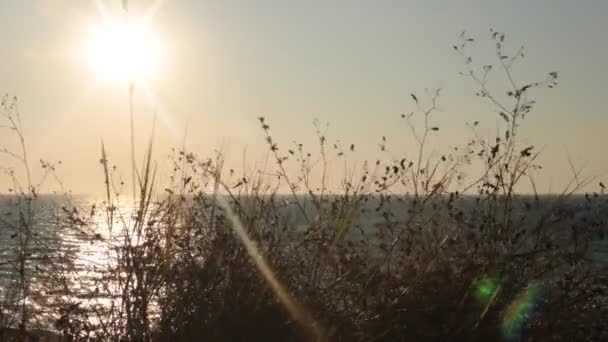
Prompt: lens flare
<box><xmin>214</xmin><ymin>194</ymin><xmax>322</xmax><ymax>340</ymax></box>
<box><xmin>475</xmin><ymin>276</ymin><xmax>499</xmax><ymax>302</ymax></box>
<box><xmin>502</xmin><ymin>285</ymin><xmax>542</xmax><ymax>341</ymax></box>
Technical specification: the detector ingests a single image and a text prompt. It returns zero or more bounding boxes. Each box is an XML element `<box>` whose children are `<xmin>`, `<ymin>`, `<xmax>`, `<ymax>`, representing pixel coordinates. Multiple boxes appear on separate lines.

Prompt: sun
<box><xmin>84</xmin><ymin>17</ymin><xmax>161</xmax><ymax>82</ymax></box>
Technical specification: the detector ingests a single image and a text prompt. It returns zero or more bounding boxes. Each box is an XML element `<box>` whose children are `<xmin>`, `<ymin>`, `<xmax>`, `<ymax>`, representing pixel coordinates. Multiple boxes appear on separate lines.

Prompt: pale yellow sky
<box><xmin>1</xmin><ymin>0</ymin><xmax>607</xmax><ymax>195</ymax></box>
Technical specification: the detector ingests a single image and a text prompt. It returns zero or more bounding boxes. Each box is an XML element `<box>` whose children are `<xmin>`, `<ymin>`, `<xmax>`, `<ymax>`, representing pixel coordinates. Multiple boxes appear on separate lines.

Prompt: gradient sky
<box><xmin>0</xmin><ymin>0</ymin><xmax>607</xmax><ymax>195</ymax></box>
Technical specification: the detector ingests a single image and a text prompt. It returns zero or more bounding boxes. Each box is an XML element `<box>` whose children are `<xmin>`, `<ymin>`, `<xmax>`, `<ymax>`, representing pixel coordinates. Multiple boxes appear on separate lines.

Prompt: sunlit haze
<box><xmin>0</xmin><ymin>0</ymin><xmax>607</xmax><ymax>194</ymax></box>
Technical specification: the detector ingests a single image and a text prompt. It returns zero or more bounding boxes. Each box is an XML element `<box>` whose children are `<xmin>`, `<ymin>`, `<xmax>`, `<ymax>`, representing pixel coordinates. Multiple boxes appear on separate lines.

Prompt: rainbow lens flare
<box><xmin>501</xmin><ymin>285</ymin><xmax>542</xmax><ymax>341</ymax></box>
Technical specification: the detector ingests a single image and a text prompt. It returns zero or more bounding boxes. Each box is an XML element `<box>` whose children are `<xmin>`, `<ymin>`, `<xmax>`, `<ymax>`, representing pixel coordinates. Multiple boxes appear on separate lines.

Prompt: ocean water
<box><xmin>0</xmin><ymin>194</ymin><xmax>606</xmax><ymax>328</ymax></box>
<box><xmin>0</xmin><ymin>195</ymin><xmax>116</xmax><ymax>327</ymax></box>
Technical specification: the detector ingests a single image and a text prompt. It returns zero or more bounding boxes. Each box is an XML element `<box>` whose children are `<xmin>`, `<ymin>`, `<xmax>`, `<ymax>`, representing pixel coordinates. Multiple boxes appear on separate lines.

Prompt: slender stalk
<box><xmin>130</xmin><ymin>83</ymin><xmax>137</xmax><ymax>203</ymax></box>
<box><xmin>124</xmin><ymin>0</ymin><xmax>137</xmax><ymax>203</ymax></box>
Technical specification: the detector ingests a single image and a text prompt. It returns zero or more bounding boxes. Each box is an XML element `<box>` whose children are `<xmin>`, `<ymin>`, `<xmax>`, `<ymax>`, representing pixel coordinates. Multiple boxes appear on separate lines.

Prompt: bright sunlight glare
<box><xmin>84</xmin><ymin>18</ymin><xmax>161</xmax><ymax>82</ymax></box>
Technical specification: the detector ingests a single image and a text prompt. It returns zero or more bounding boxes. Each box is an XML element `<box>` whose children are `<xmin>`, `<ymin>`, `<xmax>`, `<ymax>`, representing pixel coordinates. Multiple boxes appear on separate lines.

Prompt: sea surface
<box><xmin>0</xmin><ymin>194</ymin><xmax>606</xmax><ymax>328</ymax></box>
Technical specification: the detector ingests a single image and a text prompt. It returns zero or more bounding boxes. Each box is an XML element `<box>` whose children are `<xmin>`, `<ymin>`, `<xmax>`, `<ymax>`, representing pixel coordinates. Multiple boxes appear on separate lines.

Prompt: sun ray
<box><xmin>93</xmin><ymin>0</ymin><xmax>111</xmax><ymax>20</ymax></box>
<box><xmin>135</xmin><ymin>82</ymin><xmax>180</xmax><ymax>140</ymax></box>
<box><xmin>141</xmin><ymin>0</ymin><xmax>166</xmax><ymax>23</ymax></box>
<box><xmin>214</xmin><ymin>193</ymin><xmax>323</xmax><ymax>340</ymax></box>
